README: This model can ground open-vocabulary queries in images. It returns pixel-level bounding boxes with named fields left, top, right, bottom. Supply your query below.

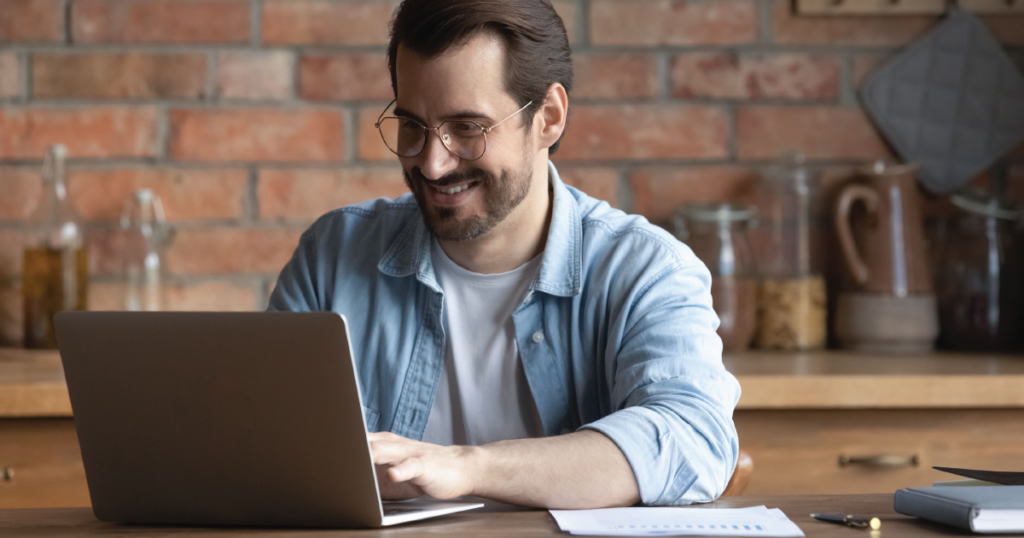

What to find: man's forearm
left=466, top=429, right=641, bottom=509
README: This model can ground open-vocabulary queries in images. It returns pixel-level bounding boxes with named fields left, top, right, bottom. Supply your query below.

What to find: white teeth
left=437, top=182, right=473, bottom=195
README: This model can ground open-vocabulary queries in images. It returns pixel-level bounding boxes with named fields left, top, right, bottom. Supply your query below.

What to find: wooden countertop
left=4, top=348, right=1024, bottom=417
left=0, top=349, right=70, bottom=417
left=724, top=350, right=1024, bottom=410
left=0, top=494, right=968, bottom=537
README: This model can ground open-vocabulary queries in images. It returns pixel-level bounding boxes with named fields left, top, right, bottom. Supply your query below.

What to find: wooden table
left=0, top=493, right=997, bottom=537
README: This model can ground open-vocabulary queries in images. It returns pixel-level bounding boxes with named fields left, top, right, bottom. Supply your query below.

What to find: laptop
left=54, top=311, right=483, bottom=528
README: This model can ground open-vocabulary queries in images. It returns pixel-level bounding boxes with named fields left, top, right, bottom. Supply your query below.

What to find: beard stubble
left=403, top=154, right=534, bottom=243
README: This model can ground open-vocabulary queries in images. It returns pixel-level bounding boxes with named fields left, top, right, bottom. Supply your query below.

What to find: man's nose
left=417, top=129, right=460, bottom=181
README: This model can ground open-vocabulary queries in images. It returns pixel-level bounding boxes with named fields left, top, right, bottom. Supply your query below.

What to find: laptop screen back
left=55, top=311, right=383, bottom=527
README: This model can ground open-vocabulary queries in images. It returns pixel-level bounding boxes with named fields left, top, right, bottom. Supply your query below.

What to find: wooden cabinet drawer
left=0, top=418, right=90, bottom=508
left=736, top=409, right=1024, bottom=495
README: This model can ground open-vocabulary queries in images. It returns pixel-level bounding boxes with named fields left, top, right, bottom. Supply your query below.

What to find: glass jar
left=120, top=189, right=175, bottom=312
left=673, top=202, right=758, bottom=351
left=934, top=190, right=1022, bottom=351
left=750, top=153, right=827, bottom=351
left=22, top=145, right=88, bottom=349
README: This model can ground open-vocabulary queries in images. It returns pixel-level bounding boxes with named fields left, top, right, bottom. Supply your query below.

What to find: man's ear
left=535, top=83, right=568, bottom=152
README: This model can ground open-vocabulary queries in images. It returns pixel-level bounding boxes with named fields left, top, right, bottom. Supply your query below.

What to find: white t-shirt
left=421, top=239, right=545, bottom=446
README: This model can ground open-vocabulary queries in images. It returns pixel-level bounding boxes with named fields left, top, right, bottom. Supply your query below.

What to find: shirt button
left=532, top=331, right=544, bottom=343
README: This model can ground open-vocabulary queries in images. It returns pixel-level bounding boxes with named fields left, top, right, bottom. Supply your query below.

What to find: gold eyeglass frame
left=374, top=99, right=533, bottom=161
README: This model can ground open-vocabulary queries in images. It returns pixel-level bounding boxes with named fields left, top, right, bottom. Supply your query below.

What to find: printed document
left=550, top=505, right=805, bottom=537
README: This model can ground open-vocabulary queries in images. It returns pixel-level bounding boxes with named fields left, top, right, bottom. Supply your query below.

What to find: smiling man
left=268, top=0, right=740, bottom=508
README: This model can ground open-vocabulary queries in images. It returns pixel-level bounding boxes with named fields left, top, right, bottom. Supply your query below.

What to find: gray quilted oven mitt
left=860, top=6, right=1024, bottom=194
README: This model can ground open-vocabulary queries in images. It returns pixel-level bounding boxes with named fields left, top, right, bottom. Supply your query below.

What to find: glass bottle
left=673, top=202, right=759, bottom=351
left=120, top=189, right=174, bottom=312
left=22, top=145, right=88, bottom=349
left=934, top=190, right=1022, bottom=351
left=750, top=153, right=827, bottom=351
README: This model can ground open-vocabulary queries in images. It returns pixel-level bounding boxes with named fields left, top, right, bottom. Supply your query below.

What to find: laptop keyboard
left=383, top=507, right=426, bottom=516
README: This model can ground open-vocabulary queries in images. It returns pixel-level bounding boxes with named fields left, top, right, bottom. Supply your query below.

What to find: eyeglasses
left=374, top=99, right=533, bottom=161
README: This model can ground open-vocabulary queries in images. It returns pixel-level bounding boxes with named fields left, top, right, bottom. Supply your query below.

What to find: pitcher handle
left=835, top=184, right=879, bottom=285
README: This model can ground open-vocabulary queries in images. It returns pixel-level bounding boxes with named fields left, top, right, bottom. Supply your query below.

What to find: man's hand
left=373, top=463, right=423, bottom=501
left=368, top=429, right=640, bottom=508
left=368, top=432, right=478, bottom=500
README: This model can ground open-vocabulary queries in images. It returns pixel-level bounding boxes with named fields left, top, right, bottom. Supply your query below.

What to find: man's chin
left=424, top=209, right=491, bottom=243
left=404, top=164, right=526, bottom=243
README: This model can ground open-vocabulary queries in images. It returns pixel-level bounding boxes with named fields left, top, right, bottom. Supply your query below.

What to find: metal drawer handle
left=838, top=454, right=919, bottom=468
left=2, top=467, right=12, bottom=481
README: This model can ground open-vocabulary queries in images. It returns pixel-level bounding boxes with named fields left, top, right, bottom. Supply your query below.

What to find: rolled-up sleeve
left=582, top=259, right=741, bottom=505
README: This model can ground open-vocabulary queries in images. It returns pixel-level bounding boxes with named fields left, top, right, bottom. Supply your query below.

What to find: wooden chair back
left=721, top=449, right=753, bottom=497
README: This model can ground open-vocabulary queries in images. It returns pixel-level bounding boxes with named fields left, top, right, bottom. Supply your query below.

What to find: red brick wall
left=1, top=0, right=1022, bottom=345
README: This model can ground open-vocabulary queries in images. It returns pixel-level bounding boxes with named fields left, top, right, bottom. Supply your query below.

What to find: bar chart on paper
left=549, top=505, right=805, bottom=536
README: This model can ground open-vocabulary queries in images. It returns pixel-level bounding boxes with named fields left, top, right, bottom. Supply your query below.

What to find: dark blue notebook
left=895, top=486, right=1024, bottom=533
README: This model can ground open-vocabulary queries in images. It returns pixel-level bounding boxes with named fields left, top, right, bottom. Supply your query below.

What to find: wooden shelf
left=0, top=349, right=69, bottom=417
left=724, top=349, right=1024, bottom=375
left=726, top=350, right=1024, bottom=410
left=958, top=0, right=1024, bottom=13
left=796, top=0, right=947, bottom=15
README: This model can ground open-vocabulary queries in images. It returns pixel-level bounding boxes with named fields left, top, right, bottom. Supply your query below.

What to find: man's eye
left=451, top=122, right=478, bottom=133
left=398, top=119, right=420, bottom=130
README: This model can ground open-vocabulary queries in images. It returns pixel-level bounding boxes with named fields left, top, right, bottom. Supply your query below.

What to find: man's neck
left=436, top=161, right=553, bottom=275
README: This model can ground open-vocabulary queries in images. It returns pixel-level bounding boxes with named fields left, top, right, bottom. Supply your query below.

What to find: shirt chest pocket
left=361, top=406, right=380, bottom=432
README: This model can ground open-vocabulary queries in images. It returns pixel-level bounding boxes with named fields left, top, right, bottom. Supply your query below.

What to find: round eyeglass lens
left=377, top=117, right=426, bottom=158
left=397, top=118, right=426, bottom=158
left=439, top=121, right=486, bottom=160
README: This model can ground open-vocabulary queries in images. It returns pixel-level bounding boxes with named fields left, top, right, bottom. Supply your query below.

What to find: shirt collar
left=378, top=160, right=582, bottom=298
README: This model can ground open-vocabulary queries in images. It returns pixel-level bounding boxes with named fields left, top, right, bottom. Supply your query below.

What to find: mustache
left=407, top=167, right=491, bottom=188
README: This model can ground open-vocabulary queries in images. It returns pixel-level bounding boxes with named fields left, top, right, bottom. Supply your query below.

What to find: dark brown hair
left=387, top=0, right=573, bottom=154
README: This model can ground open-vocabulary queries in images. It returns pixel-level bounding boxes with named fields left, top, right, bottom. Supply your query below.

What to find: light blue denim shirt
left=268, top=161, right=741, bottom=505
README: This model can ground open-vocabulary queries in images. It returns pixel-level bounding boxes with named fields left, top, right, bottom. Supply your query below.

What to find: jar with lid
left=22, top=145, right=88, bottom=349
left=750, top=153, right=827, bottom=350
left=673, top=202, right=758, bottom=351
left=934, top=190, right=1022, bottom=351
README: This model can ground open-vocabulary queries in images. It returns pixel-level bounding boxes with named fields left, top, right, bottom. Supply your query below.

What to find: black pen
left=811, top=513, right=881, bottom=530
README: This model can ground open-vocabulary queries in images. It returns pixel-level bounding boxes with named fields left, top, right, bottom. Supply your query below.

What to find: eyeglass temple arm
left=482, top=101, right=533, bottom=133
left=375, top=99, right=397, bottom=128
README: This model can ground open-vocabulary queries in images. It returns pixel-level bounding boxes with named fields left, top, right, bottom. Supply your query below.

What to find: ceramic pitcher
left=835, top=161, right=932, bottom=297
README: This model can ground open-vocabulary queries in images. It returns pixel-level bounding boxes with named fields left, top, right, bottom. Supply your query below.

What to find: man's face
left=395, top=33, right=535, bottom=243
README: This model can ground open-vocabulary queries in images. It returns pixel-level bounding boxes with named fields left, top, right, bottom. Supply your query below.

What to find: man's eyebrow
left=392, top=107, right=424, bottom=123
left=393, top=107, right=494, bottom=124
left=443, top=109, right=495, bottom=122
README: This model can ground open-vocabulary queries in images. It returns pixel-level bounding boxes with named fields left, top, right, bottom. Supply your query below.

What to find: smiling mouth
left=432, top=181, right=479, bottom=195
